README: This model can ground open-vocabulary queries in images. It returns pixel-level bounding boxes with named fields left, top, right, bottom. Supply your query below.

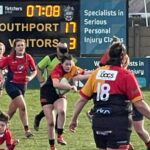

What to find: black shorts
left=5, top=81, right=26, bottom=99
left=92, top=115, right=132, bottom=149
left=132, top=106, right=143, bottom=121
left=93, top=129, right=131, bottom=149
left=40, top=84, right=60, bottom=106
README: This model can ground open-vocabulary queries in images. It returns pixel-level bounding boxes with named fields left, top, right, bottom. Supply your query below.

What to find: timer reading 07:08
left=26, top=5, right=61, bottom=17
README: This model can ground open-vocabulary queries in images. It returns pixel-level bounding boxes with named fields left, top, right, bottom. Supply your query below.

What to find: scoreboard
left=0, top=0, right=127, bottom=56
left=0, top=0, right=79, bottom=56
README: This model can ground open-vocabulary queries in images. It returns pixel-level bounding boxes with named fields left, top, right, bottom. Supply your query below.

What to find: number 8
left=96, top=83, right=110, bottom=101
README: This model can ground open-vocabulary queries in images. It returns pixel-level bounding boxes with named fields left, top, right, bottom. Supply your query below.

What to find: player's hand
left=14, top=139, right=19, bottom=145
left=69, top=120, right=77, bottom=132
left=73, top=75, right=81, bottom=81
left=71, top=85, right=77, bottom=92
left=26, top=76, right=32, bottom=82
left=40, top=81, right=46, bottom=87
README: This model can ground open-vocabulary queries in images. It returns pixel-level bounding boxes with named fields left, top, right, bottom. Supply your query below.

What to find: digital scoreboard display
left=0, top=0, right=127, bottom=56
left=0, top=0, right=80, bottom=56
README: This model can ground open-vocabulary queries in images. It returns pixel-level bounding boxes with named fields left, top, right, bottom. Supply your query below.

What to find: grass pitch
left=1, top=89, right=150, bottom=150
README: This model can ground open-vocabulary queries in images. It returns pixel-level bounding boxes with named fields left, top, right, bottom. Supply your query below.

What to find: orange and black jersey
left=45, top=63, right=84, bottom=85
left=80, top=65, right=143, bottom=116
left=50, top=63, right=84, bottom=80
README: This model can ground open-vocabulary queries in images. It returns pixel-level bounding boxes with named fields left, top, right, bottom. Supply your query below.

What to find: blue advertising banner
left=76, top=57, right=150, bottom=88
left=80, top=0, right=127, bottom=55
left=128, top=58, right=150, bottom=88
left=29, top=57, right=150, bottom=89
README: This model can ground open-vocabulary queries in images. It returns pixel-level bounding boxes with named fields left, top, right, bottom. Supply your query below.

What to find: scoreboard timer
left=0, top=0, right=79, bottom=56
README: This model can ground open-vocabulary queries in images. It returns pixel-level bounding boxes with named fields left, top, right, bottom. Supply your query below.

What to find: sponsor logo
left=96, top=130, right=112, bottom=135
left=96, top=70, right=118, bottom=81
left=0, top=5, right=3, bottom=15
left=3, top=6, right=23, bottom=14
left=17, top=65, right=24, bottom=71
left=96, top=107, right=111, bottom=115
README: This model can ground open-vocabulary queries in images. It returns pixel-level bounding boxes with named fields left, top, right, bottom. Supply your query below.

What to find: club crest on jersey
left=17, top=65, right=24, bottom=71
left=96, top=70, right=118, bottom=81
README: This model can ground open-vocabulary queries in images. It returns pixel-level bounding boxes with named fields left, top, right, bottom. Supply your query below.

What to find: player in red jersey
left=40, top=54, right=91, bottom=150
left=0, top=111, right=19, bottom=150
left=0, top=39, right=37, bottom=138
left=88, top=37, right=150, bottom=150
left=0, top=42, right=6, bottom=96
left=69, top=42, right=150, bottom=150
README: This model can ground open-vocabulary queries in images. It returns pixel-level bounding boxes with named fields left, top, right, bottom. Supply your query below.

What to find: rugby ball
left=56, top=77, right=70, bottom=95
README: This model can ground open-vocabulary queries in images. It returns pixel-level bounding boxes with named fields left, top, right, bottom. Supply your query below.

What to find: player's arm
left=73, top=74, right=90, bottom=81
left=134, top=100, right=150, bottom=120
left=0, top=56, right=8, bottom=69
left=69, top=96, right=88, bottom=132
left=5, top=129, right=19, bottom=150
left=52, top=78, right=76, bottom=91
left=126, top=71, right=150, bottom=120
left=69, top=72, right=93, bottom=132
left=26, top=55, right=37, bottom=82
left=26, top=70, right=37, bottom=82
left=36, top=66, right=45, bottom=84
left=72, top=66, right=93, bottom=81
left=36, top=56, right=50, bottom=83
left=73, top=69, right=93, bottom=81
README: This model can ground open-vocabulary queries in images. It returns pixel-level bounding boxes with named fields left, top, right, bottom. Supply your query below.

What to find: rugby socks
left=57, top=128, right=63, bottom=135
left=36, top=110, right=45, bottom=120
left=24, top=125, right=29, bottom=131
left=49, top=139, right=55, bottom=147
left=146, top=140, right=150, bottom=149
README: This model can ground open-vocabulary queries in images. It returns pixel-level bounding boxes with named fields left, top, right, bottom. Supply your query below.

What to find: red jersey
left=0, top=54, right=36, bottom=84
left=0, top=128, right=15, bottom=150
left=80, top=65, right=143, bottom=117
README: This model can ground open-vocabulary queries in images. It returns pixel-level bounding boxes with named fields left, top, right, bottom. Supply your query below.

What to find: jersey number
left=96, top=83, right=110, bottom=101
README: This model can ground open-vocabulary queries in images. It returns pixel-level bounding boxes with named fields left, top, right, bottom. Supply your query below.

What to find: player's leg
left=7, top=101, right=17, bottom=119
left=54, top=98, right=67, bottom=145
left=43, top=104, right=56, bottom=150
left=93, top=129, right=107, bottom=150
left=53, top=111, right=58, bottom=133
left=93, top=129, right=130, bottom=150
left=40, top=83, right=59, bottom=150
left=0, top=82, right=4, bottom=96
left=5, top=83, right=17, bottom=119
left=132, top=106, right=150, bottom=150
left=34, top=109, right=45, bottom=131
left=5, top=82, right=33, bottom=138
left=107, top=148, right=128, bottom=150
left=34, top=109, right=58, bottom=132
left=17, top=95, right=33, bottom=138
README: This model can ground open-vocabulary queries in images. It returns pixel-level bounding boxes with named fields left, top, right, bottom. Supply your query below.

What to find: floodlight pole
left=144, top=0, right=148, bottom=27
